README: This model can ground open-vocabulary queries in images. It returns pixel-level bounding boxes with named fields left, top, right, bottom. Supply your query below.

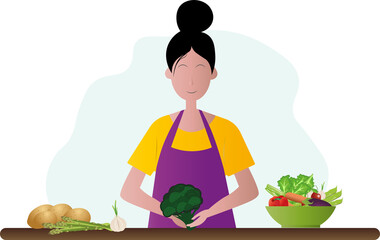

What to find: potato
left=32, top=210, right=57, bottom=229
left=51, top=203, right=72, bottom=222
left=64, top=208, right=91, bottom=222
left=27, top=204, right=53, bottom=229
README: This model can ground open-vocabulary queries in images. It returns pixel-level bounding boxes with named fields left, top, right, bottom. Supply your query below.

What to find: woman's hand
left=170, top=216, right=187, bottom=228
left=187, top=209, right=211, bottom=228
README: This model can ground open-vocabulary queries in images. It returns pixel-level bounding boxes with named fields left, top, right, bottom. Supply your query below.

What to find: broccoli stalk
left=173, top=208, right=199, bottom=230
left=160, top=184, right=203, bottom=230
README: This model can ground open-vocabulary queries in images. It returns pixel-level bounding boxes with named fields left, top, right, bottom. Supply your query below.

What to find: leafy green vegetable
left=277, top=175, right=292, bottom=193
left=293, top=183, right=311, bottom=196
left=277, top=173, right=315, bottom=197
left=296, top=174, right=314, bottom=189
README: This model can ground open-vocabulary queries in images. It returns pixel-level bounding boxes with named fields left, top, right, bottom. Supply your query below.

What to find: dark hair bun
left=176, top=0, right=213, bottom=33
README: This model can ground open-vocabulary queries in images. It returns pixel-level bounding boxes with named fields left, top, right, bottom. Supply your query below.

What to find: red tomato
left=311, top=192, right=321, bottom=200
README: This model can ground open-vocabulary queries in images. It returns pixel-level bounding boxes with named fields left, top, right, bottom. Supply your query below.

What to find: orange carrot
left=285, top=192, right=307, bottom=204
left=288, top=201, right=294, bottom=206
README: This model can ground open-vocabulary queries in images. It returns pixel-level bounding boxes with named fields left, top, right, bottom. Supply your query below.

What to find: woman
left=120, top=0, right=258, bottom=228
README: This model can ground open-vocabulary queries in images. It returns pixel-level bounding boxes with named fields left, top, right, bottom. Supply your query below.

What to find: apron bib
left=148, top=110, right=236, bottom=228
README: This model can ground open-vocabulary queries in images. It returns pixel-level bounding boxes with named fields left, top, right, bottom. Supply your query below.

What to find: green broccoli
left=160, top=183, right=203, bottom=230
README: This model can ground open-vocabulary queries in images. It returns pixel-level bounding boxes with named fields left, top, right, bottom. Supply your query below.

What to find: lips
left=186, top=91, right=197, bottom=94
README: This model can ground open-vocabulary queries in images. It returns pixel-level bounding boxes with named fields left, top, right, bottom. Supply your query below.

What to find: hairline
left=172, top=52, right=214, bottom=75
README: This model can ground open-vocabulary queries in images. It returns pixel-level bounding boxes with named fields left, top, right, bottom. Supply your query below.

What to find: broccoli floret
left=160, top=183, right=203, bottom=230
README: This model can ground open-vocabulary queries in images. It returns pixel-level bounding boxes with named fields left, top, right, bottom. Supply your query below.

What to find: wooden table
left=1, top=228, right=379, bottom=240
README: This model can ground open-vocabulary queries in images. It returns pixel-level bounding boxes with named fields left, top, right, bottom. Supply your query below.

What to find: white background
left=0, top=0, right=379, bottom=231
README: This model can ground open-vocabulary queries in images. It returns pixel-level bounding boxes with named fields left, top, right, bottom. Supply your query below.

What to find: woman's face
left=165, top=47, right=217, bottom=101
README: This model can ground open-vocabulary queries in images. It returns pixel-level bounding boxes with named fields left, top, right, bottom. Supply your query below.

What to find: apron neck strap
left=164, top=110, right=184, bottom=148
left=199, top=110, right=217, bottom=148
left=172, top=109, right=184, bottom=130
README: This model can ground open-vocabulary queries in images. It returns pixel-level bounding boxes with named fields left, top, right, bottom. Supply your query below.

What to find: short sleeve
left=127, top=121, right=158, bottom=176
left=222, top=121, right=255, bottom=176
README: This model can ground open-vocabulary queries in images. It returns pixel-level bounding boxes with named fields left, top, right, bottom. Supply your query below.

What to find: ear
left=165, top=68, right=173, bottom=79
left=211, top=68, right=218, bottom=80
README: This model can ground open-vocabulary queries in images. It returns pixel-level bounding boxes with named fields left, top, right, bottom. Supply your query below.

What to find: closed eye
left=178, top=64, right=188, bottom=68
left=196, top=64, right=205, bottom=67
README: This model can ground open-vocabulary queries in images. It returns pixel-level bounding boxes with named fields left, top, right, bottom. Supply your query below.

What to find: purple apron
left=148, top=109, right=236, bottom=228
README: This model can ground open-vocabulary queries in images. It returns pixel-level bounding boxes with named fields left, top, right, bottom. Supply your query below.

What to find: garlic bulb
left=110, top=215, right=127, bottom=232
left=306, top=191, right=313, bottom=198
left=319, top=190, right=326, bottom=200
left=110, top=200, right=126, bottom=232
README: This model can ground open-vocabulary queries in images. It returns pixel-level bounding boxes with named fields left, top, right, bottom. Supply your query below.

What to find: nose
left=189, top=76, right=194, bottom=86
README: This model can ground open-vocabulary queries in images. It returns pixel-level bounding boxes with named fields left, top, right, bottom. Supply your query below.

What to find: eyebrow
left=177, top=63, right=205, bottom=68
left=177, top=63, right=206, bottom=68
left=173, top=54, right=187, bottom=75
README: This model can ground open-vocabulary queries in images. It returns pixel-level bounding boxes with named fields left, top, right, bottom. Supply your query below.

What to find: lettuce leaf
left=293, top=183, right=311, bottom=196
left=277, top=173, right=315, bottom=197
left=278, top=175, right=292, bottom=193
left=296, top=174, right=314, bottom=188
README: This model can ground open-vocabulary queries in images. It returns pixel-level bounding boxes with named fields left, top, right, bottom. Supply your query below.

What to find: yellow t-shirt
left=127, top=115, right=255, bottom=176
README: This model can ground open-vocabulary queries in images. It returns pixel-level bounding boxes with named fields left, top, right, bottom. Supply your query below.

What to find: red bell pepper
left=269, top=195, right=289, bottom=206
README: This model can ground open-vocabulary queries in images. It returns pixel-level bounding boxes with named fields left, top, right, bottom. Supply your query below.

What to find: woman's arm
left=120, top=167, right=186, bottom=227
left=120, top=167, right=163, bottom=216
left=208, top=168, right=259, bottom=216
left=187, top=168, right=258, bottom=227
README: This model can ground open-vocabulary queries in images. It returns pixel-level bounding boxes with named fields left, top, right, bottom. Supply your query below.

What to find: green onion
left=112, top=200, right=118, bottom=216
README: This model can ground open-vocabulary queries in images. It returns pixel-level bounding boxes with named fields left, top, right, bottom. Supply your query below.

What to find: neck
left=185, top=100, right=197, bottom=113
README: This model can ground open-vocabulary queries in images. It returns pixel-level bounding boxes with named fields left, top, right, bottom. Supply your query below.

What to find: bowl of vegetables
left=265, top=174, right=343, bottom=228
left=266, top=205, right=336, bottom=228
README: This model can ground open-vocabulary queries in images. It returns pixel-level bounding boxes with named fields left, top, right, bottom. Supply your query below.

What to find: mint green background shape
left=46, top=30, right=328, bottom=227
